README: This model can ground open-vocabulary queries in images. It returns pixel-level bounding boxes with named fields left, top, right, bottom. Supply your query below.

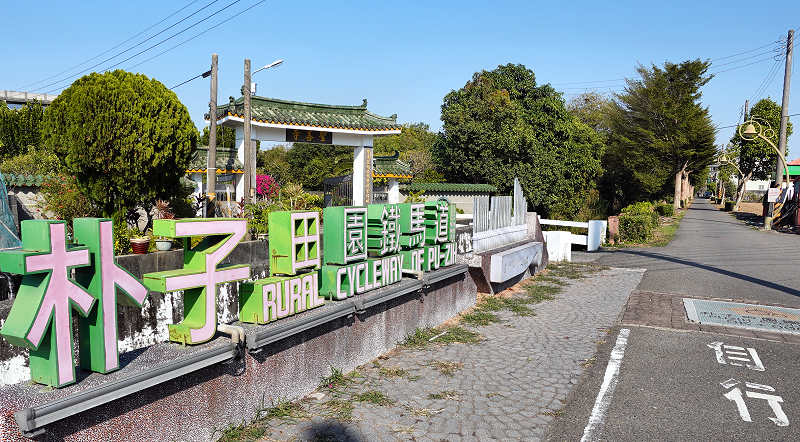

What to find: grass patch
left=379, top=366, right=409, bottom=378
left=323, top=399, right=354, bottom=422
left=319, top=366, right=360, bottom=391
left=460, top=310, right=501, bottom=326
left=259, top=398, right=306, bottom=421
left=216, top=423, right=266, bottom=442
left=428, top=390, right=460, bottom=400
left=542, top=408, right=564, bottom=417
left=532, top=274, right=567, bottom=286
left=428, top=360, right=463, bottom=377
left=580, top=356, right=597, bottom=369
left=404, top=404, right=444, bottom=417
left=399, top=326, right=481, bottom=348
left=525, top=284, right=561, bottom=301
left=354, top=390, right=395, bottom=406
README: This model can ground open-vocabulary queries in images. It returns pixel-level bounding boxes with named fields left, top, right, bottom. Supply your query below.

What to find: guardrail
left=538, top=217, right=607, bottom=252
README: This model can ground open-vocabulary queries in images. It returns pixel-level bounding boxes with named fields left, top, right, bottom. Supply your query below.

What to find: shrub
left=620, top=201, right=658, bottom=227
left=38, top=175, right=99, bottom=229
left=618, top=214, right=654, bottom=243
left=1, top=145, right=62, bottom=176
left=656, top=203, right=674, bottom=217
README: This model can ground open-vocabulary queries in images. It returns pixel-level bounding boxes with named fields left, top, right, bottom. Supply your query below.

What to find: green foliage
left=605, top=59, right=716, bottom=206
left=38, top=175, right=99, bottom=229
left=567, top=92, right=612, bottom=139
left=620, top=201, right=658, bottom=227
left=256, top=145, right=291, bottom=185
left=374, top=123, right=445, bottom=182
left=656, top=203, right=675, bottom=217
left=405, top=190, right=426, bottom=203
left=0, top=144, right=62, bottom=176
left=243, top=183, right=323, bottom=235
left=618, top=214, right=654, bottom=243
left=286, top=143, right=352, bottom=190
left=730, top=98, right=792, bottom=181
left=0, top=100, right=44, bottom=159
left=41, top=70, right=197, bottom=216
left=199, top=125, right=236, bottom=149
left=433, top=64, right=604, bottom=218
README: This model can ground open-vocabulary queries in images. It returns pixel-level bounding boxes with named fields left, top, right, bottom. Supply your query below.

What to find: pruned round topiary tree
left=42, top=70, right=197, bottom=219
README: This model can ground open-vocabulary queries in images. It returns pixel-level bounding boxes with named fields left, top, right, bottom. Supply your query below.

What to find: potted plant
left=153, top=199, right=175, bottom=251
left=130, top=236, right=150, bottom=254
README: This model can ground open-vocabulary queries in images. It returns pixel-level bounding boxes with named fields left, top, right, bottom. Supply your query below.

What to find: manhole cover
left=683, top=298, right=800, bottom=334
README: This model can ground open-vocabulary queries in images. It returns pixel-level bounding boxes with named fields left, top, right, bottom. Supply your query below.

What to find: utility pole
left=206, top=53, right=218, bottom=217
left=243, top=58, right=252, bottom=203
left=776, top=29, right=793, bottom=186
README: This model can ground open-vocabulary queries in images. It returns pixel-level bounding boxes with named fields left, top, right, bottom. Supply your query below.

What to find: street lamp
left=716, top=152, right=745, bottom=211
left=738, top=117, right=789, bottom=230
left=243, top=58, right=283, bottom=202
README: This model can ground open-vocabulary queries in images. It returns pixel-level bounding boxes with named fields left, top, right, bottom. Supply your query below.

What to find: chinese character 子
left=143, top=219, right=250, bottom=345
left=73, top=218, right=148, bottom=374
left=707, top=342, right=765, bottom=371
left=0, top=221, right=95, bottom=387
left=720, top=378, right=788, bottom=427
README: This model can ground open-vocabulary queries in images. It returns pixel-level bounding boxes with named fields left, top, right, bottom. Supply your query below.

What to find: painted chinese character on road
left=707, top=341, right=765, bottom=371
left=720, top=378, right=788, bottom=427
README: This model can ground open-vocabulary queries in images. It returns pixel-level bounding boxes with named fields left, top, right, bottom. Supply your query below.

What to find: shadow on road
left=613, top=248, right=800, bottom=298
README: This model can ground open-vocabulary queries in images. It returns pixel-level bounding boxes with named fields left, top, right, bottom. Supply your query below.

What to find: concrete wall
left=0, top=270, right=475, bottom=441
left=0, top=240, right=269, bottom=387
left=399, top=191, right=490, bottom=214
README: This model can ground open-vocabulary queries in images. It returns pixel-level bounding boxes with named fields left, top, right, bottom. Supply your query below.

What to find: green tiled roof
left=402, top=182, right=497, bottom=193
left=215, top=96, right=401, bottom=132
left=373, top=152, right=412, bottom=178
left=2, top=173, right=46, bottom=187
left=187, top=146, right=244, bottom=173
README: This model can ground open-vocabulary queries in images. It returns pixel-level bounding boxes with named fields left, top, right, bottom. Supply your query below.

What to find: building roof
left=373, top=151, right=412, bottom=179
left=402, top=182, right=497, bottom=193
left=186, top=146, right=244, bottom=174
left=788, top=158, right=800, bottom=166
left=2, top=173, right=45, bottom=187
left=215, top=96, right=402, bottom=132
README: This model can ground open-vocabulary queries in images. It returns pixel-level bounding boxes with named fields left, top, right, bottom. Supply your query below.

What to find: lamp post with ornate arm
left=738, top=118, right=789, bottom=230
left=717, top=152, right=745, bottom=211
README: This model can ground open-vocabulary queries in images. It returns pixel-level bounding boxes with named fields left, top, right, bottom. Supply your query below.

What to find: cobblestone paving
left=229, top=265, right=644, bottom=442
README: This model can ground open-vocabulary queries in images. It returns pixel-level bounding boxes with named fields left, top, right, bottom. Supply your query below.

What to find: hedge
left=656, top=203, right=675, bottom=217
left=619, top=214, right=654, bottom=243
left=621, top=201, right=658, bottom=227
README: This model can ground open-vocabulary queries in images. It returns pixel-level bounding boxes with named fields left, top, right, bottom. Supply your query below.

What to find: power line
left=129, top=0, right=268, bottom=71
left=33, top=0, right=221, bottom=93
left=749, top=59, right=782, bottom=104
left=710, top=39, right=781, bottom=62
left=18, top=0, right=203, bottom=90
left=711, top=55, right=778, bottom=75
left=711, top=47, right=781, bottom=69
left=171, top=69, right=212, bottom=89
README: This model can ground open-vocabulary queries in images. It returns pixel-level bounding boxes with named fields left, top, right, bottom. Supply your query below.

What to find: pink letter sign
left=0, top=221, right=95, bottom=387
left=142, top=219, right=250, bottom=345
left=73, top=218, right=148, bottom=373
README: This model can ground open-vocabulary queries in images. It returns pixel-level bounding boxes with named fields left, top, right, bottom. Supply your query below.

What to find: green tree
left=433, top=63, right=604, bottom=218
left=286, top=143, right=353, bottom=190
left=728, top=98, right=792, bottom=207
left=374, top=123, right=444, bottom=182
left=1, top=144, right=63, bottom=176
left=257, top=144, right=291, bottom=184
left=607, top=59, right=717, bottom=210
left=42, top=70, right=197, bottom=221
left=0, top=100, right=44, bottom=159
left=199, top=125, right=236, bottom=149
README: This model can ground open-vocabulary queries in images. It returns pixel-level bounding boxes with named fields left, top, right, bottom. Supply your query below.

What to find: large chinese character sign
left=143, top=219, right=250, bottom=345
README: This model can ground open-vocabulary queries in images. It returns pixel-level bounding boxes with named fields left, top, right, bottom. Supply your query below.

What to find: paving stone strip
left=217, top=264, right=644, bottom=442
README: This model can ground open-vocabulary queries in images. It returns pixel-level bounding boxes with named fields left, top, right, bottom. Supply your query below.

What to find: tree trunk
left=673, top=165, right=685, bottom=210
left=734, top=172, right=753, bottom=212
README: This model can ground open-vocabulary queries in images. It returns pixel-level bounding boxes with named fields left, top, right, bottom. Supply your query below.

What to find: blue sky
left=2, top=1, right=798, bottom=155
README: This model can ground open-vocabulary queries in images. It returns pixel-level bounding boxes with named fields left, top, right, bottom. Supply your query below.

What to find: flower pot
left=130, top=238, right=150, bottom=254
left=155, top=239, right=172, bottom=251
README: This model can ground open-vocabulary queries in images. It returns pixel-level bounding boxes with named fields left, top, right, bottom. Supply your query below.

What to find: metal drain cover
left=683, top=298, right=800, bottom=334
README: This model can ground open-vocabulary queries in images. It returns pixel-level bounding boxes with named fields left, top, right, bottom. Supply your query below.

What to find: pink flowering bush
left=256, top=174, right=278, bottom=199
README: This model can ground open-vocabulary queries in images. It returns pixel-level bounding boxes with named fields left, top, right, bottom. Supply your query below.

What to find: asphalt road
left=545, top=199, right=800, bottom=441
left=597, top=199, right=800, bottom=307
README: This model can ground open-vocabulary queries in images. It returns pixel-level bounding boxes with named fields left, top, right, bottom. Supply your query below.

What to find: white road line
left=581, top=328, right=631, bottom=442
